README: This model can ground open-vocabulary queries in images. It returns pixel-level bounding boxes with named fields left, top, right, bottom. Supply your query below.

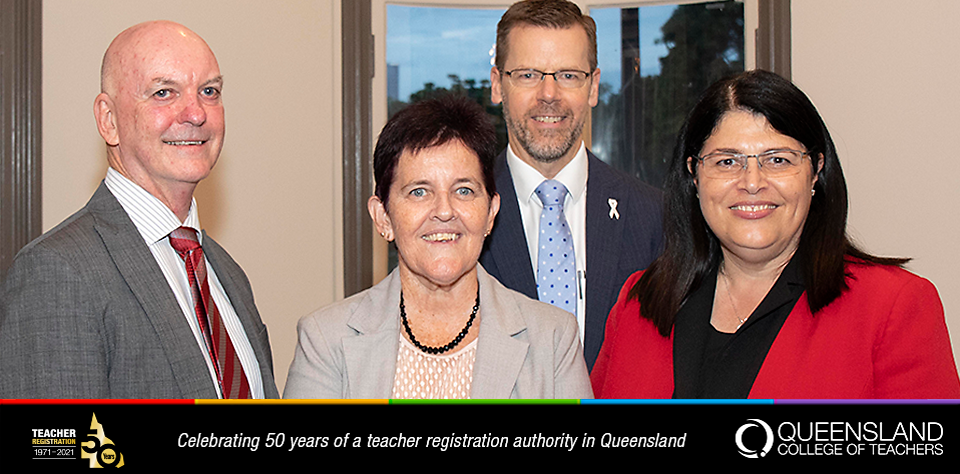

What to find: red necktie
left=169, top=227, right=250, bottom=399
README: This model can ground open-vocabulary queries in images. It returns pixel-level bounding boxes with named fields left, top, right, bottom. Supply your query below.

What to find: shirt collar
left=505, top=141, right=588, bottom=206
left=104, top=167, right=202, bottom=245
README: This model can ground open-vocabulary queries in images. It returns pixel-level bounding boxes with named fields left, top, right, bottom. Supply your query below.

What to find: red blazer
left=591, top=262, right=960, bottom=399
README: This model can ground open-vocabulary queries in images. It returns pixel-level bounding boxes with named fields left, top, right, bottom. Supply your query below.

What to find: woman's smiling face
left=692, top=110, right=821, bottom=264
left=371, top=140, right=499, bottom=290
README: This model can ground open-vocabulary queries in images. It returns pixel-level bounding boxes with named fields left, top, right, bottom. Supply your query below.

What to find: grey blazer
left=0, top=183, right=279, bottom=399
left=283, top=265, right=593, bottom=399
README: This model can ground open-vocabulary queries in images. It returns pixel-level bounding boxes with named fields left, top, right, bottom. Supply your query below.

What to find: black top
left=672, top=258, right=805, bottom=398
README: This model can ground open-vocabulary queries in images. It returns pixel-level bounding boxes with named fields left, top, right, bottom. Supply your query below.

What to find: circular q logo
left=736, top=419, right=773, bottom=458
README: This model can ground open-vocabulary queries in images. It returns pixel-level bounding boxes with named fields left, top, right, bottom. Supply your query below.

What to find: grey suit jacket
left=0, top=183, right=279, bottom=399
left=480, top=150, right=662, bottom=370
left=283, top=265, right=592, bottom=399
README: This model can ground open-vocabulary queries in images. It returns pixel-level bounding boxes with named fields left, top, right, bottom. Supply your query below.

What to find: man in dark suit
left=481, top=0, right=662, bottom=370
left=0, top=21, right=278, bottom=398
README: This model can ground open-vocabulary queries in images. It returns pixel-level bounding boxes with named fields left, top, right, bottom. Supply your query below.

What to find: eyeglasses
left=694, top=149, right=813, bottom=179
left=501, top=68, right=593, bottom=89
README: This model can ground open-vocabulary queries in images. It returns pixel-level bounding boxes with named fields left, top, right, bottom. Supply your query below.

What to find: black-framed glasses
left=695, top=149, right=813, bottom=178
left=501, top=68, right=593, bottom=89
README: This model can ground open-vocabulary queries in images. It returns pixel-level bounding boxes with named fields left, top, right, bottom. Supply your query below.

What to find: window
left=591, top=1, right=748, bottom=186
left=386, top=4, right=508, bottom=152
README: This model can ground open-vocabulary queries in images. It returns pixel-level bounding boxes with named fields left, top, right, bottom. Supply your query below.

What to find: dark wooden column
left=757, top=0, right=791, bottom=79
left=0, top=0, right=42, bottom=281
left=341, top=0, right=374, bottom=296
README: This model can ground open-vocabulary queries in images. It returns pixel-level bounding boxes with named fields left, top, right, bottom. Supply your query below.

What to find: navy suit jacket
left=480, top=150, right=662, bottom=370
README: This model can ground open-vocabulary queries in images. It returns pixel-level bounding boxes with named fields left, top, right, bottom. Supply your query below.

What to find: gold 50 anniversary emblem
left=80, top=413, right=124, bottom=468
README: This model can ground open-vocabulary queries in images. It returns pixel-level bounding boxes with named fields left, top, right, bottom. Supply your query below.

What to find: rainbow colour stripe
left=3, top=398, right=957, bottom=405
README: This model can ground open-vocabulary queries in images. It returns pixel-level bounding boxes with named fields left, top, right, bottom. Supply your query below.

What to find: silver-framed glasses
left=695, top=149, right=812, bottom=178
left=501, top=68, right=593, bottom=89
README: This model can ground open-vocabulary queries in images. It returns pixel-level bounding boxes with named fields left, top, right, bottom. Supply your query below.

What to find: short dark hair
left=631, top=69, right=907, bottom=337
left=495, top=0, right=597, bottom=72
left=373, top=94, right=497, bottom=207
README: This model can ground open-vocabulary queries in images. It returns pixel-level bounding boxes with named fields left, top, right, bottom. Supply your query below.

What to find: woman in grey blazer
left=284, top=95, right=592, bottom=399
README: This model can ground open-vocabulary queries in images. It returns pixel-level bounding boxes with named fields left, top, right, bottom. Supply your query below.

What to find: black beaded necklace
left=399, top=289, right=479, bottom=355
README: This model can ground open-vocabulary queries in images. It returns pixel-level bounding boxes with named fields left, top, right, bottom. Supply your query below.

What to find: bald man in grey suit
left=0, top=21, right=278, bottom=399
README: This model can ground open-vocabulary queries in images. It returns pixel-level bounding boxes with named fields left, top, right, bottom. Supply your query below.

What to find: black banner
left=2, top=400, right=957, bottom=468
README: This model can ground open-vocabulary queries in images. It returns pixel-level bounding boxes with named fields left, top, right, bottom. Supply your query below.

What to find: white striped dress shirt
left=104, top=168, right=265, bottom=398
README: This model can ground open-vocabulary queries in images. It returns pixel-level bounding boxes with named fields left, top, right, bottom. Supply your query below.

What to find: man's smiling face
left=491, top=24, right=599, bottom=171
left=100, top=22, right=224, bottom=201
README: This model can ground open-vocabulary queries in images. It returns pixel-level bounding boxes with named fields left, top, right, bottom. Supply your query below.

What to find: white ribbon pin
left=608, top=198, right=620, bottom=220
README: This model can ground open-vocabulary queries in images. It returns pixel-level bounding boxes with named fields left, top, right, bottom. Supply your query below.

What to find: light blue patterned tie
left=535, top=179, right=576, bottom=315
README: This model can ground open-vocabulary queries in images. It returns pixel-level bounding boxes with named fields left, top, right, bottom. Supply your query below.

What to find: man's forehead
left=503, top=24, right=590, bottom=67
left=509, top=23, right=588, bottom=42
left=117, top=64, right=220, bottom=95
left=105, top=22, right=219, bottom=90
left=117, top=45, right=219, bottom=87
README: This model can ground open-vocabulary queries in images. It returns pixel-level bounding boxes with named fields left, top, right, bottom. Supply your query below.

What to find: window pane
left=387, top=5, right=507, bottom=145
left=592, top=1, right=744, bottom=187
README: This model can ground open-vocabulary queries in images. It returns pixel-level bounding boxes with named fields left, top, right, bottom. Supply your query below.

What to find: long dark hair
left=630, top=70, right=907, bottom=337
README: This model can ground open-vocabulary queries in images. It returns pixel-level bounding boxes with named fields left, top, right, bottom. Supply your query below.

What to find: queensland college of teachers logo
left=736, top=419, right=774, bottom=458
left=80, top=413, right=125, bottom=468
left=733, top=418, right=945, bottom=457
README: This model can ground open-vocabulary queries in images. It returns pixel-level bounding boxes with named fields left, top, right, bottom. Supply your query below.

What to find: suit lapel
left=482, top=152, right=538, bottom=299
left=202, top=234, right=280, bottom=398
left=342, top=270, right=402, bottom=398
left=88, top=184, right=217, bottom=399
left=583, top=154, right=626, bottom=361
left=471, top=266, right=529, bottom=399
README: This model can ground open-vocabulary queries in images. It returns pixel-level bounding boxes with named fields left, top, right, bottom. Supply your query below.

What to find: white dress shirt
left=506, top=143, right=588, bottom=342
left=104, top=167, right=265, bottom=398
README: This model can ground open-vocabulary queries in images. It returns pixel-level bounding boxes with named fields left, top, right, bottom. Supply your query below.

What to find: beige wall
left=793, top=0, right=960, bottom=365
left=42, top=0, right=343, bottom=393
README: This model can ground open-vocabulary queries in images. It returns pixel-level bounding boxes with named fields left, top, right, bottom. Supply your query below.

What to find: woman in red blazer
left=591, top=71, right=959, bottom=399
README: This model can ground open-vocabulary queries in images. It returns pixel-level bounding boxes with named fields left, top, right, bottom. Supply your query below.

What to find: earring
left=811, top=189, right=816, bottom=197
